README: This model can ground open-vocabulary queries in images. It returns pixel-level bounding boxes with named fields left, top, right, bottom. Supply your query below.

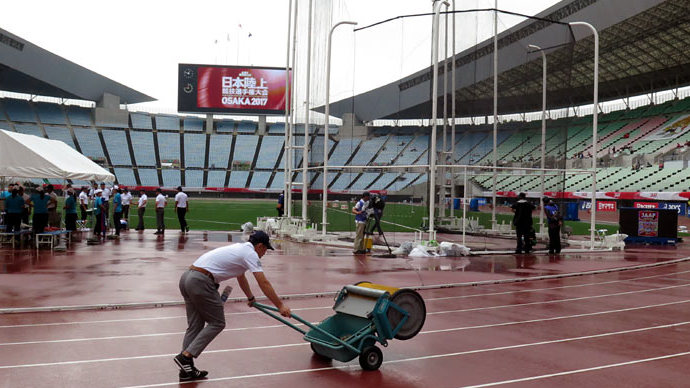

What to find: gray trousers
left=179, top=270, right=226, bottom=357
left=155, top=208, right=165, bottom=231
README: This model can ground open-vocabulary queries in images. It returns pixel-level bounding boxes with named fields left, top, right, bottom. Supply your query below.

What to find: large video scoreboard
left=178, top=64, right=290, bottom=115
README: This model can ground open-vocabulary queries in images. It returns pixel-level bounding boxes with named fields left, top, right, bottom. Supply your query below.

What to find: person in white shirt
left=175, top=186, right=189, bottom=233
left=136, top=189, right=148, bottom=231
left=100, top=183, right=111, bottom=220
left=174, top=231, right=290, bottom=381
left=78, top=186, right=89, bottom=222
left=121, top=188, right=133, bottom=222
left=154, top=188, right=166, bottom=234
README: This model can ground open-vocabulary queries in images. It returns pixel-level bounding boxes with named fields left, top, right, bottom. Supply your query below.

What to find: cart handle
left=253, top=302, right=361, bottom=354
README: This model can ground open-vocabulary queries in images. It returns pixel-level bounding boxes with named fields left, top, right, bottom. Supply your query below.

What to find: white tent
left=0, top=129, right=115, bottom=182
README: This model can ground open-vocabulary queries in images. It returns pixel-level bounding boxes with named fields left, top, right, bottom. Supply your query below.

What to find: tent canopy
left=0, top=129, right=115, bottom=182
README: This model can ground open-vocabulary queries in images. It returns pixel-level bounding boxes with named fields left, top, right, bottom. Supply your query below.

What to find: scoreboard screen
left=178, top=64, right=290, bottom=115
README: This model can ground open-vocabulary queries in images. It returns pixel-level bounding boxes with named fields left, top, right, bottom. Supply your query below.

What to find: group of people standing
left=1, top=183, right=191, bottom=238
left=511, top=192, right=562, bottom=254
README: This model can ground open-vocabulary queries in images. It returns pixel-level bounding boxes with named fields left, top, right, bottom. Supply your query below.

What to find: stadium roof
left=322, top=0, right=690, bottom=121
left=0, top=27, right=154, bottom=104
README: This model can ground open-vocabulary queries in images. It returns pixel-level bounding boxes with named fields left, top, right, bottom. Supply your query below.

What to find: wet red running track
left=1, top=230, right=690, bottom=387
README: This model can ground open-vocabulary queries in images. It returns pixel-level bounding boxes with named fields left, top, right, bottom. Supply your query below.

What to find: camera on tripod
left=364, top=193, right=385, bottom=218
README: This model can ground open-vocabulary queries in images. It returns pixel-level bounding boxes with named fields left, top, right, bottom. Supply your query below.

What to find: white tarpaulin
left=0, top=129, right=115, bottom=182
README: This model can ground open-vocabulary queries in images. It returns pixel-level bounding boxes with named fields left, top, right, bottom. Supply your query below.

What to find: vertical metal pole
left=491, top=0, right=498, bottom=230
left=429, top=0, right=449, bottom=234
left=287, top=0, right=299, bottom=218
left=283, top=0, right=293, bottom=218
left=450, top=0, right=456, bottom=219
left=323, top=21, right=357, bottom=235
left=440, top=2, right=449, bottom=219
left=528, top=44, right=547, bottom=235
left=570, top=21, right=599, bottom=249
left=462, top=166, right=467, bottom=246
left=302, top=0, right=313, bottom=221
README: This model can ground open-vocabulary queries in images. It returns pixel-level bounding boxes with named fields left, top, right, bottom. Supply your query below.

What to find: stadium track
left=2, top=232, right=690, bottom=387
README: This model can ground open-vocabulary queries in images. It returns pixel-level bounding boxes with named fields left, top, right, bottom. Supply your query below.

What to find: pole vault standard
left=570, top=21, right=599, bottom=250
left=322, top=21, right=357, bottom=235
left=429, top=0, right=449, bottom=234
left=527, top=44, right=547, bottom=235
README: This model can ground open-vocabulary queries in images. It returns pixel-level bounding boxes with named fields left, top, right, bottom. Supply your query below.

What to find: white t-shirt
left=193, top=242, right=263, bottom=282
left=121, top=192, right=133, bottom=205
left=138, top=194, right=148, bottom=208
left=78, top=191, right=89, bottom=206
left=155, top=193, right=166, bottom=208
left=101, top=187, right=111, bottom=201
left=175, top=192, right=188, bottom=208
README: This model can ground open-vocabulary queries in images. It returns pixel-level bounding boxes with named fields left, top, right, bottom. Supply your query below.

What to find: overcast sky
left=0, top=0, right=559, bottom=115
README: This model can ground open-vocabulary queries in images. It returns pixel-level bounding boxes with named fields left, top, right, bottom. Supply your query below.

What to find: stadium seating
left=73, top=127, right=105, bottom=159
left=3, top=96, right=690, bottom=193
left=184, top=133, right=206, bottom=168
left=101, top=129, right=132, bottom=165
left=44, top=126, right=76, bottom=149
left=129, top=131, right=157, bottom=166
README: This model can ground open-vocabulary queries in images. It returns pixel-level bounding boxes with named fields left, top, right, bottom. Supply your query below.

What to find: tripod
left=365, top=211, right=395, bottom=257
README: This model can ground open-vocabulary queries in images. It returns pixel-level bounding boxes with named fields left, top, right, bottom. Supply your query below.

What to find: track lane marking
left=117, top=321, right=690, bottom=388
left=3, top=267, right=690, bottom=329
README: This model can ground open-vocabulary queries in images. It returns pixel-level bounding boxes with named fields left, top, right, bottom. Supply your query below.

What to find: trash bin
left=565, top=202, right=580, bottom=221
left=470, top=198, right=479, bottom=212
left=453, top=198, right=460, bottom=210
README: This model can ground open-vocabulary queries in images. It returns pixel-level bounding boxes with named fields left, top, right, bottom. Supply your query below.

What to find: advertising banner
left=634, top=202, right=659, bottom=209
left=659, top=202, right=687, bottom=215
left=638, top=210, right=659, bottom=237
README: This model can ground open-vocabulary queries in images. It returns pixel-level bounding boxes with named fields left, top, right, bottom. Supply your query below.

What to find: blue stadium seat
left=14, top=124, right=43, bottom=137
left=232, top=135, right=259, bottom=167
left=206, top=170, right=227, bottom=187
left=114, top=168, right=137, bottom=186
left=130, top=113, right=153, bottom=129
left=249, top=171, right=272, bottom=189
left=184, top=133, right=206, bottom=168
left=44, top=126, right=76, bottom=149
left=35, top=102, right=66, bottom=125
left=2, top=99, right=36, bottom=122
left=228, top=171, right=249, bottom=188
left=216, top=120, right=236, bottom=133
left=255, top=136, right=284, bottom=169
left=101, top=129, right=132, bottom=165
left=155, top=115, right=180, bottom=130
left=185, top=170, right=204, bottom=187
left=158, top=132, right=180, bottom=162
left=138, top=168, right=159, bottom=186
left=208, top=134, right=232, bottom=169
left=129, top=131, right=157, bottom=166
left=66, top=106, right=92, bottom=126
left=162, top=169, right=181, bottom=187
left=183, top=117, right=204, bottom=132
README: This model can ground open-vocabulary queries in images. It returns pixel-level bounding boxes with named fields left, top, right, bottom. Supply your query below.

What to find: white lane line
left=458, top=351, right=690, bottom=388
left=118, top=321, right=690, bottom=388
left=4, top=257, right=689, bottom=315
left=2, top=297, right=689, bottom=347
left=4, top=268, right=689, bottom=329
left=428, top=282, right=690, bottom=315
left=428, top=269, right=690, bottom=301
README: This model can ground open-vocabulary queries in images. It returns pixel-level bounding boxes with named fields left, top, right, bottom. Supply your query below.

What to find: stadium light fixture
left=323, top=20, right=357, bottom=235
left=570, top=21, right=599, bottom=250
left=527, top=44, right=547, bottom=235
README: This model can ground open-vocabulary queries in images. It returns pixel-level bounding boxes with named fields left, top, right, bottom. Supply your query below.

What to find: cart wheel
left=310, top=343, right=331, bottom=360
left=358, top=346, right=383, bottom=371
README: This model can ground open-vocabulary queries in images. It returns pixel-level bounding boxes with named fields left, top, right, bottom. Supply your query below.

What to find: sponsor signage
left=634, top=202, right=659, bottom=209
left=579, top=200, right=616, bottom=212
left=659, top=202, right=687, bottom=216
left=638, top=210, right=659, bottom=237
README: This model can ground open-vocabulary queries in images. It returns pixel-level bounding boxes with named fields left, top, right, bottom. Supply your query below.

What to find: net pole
left=491, top=0, right=498, bottom=231
left=323, top=21, right=357, bottom=235
left=283, top=0, right=293, bottom=218
left=287, top=0, right=299, bottom=218
left=440, top=2, right=449, bottom=219
left=450, top=0, right=456, bottom=219
left=570, top=21, right=599, bottom=250
left=429, top=0, right=448, bottom=234
left=302, top=0, right=313, bottom=222
left=462, top=165, right=467, bottom=246
left=528, top=44, right=547, bottom=235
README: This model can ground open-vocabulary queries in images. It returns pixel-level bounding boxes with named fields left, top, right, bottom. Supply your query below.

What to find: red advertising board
left=634, top=202, right=659, bottom=209
left=597, top=200, right=617, bottom=212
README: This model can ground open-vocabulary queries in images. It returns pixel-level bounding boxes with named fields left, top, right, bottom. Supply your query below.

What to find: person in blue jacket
left=113, top=188, right=123, bottom=237
left=30, top=186, right=50, bottom=234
